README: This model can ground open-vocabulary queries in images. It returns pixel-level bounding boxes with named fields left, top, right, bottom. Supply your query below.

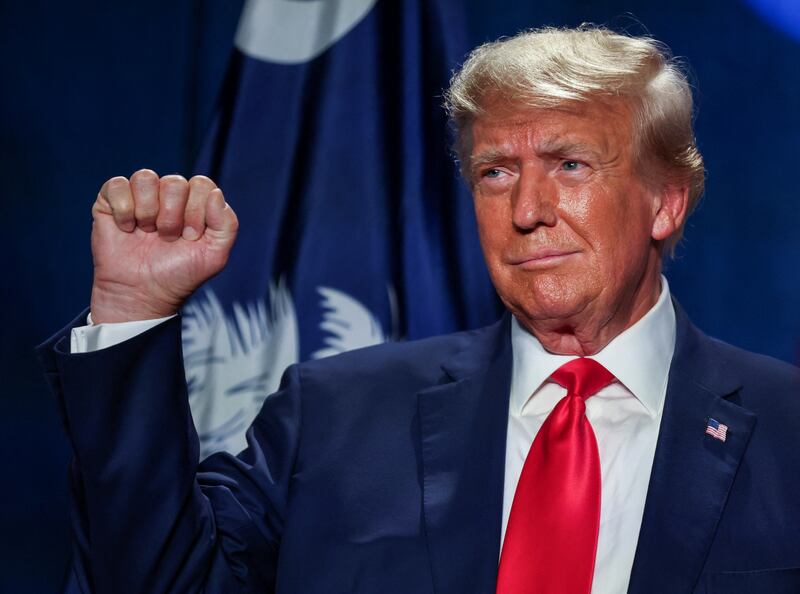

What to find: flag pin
left=705, top=418, right=728, bottom=442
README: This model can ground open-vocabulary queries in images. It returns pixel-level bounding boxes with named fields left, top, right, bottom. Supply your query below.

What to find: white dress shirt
left=72, top=278, right=676, bottom=593
left=503, top=277, right=676, bottom=594
left=70, top=313, right=173, bottom=353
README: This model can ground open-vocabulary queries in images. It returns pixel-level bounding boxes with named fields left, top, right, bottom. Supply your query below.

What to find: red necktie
left=496, top=358, right=616, bottom=594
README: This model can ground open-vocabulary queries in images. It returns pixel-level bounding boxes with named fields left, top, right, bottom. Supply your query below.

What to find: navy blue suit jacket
left=39, top=302, right=800, bottom=593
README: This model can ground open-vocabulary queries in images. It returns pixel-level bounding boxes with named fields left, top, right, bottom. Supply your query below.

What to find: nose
left=511, top=165, right=557, bottom=231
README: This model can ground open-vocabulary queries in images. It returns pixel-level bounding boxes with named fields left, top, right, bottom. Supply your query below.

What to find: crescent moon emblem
left=235, top=0, right=378, bottom=64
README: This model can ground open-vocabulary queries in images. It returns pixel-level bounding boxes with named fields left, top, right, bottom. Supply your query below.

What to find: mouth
left=509, top=249, right=580, bottom=269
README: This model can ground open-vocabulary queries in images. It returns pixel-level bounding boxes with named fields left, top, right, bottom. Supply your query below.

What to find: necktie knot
left=549, top=357, right=616, bottom=401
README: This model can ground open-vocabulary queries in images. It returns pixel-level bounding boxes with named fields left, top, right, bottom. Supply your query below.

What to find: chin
left=501, top=274, right=594, bottom=325
left=517, top=302, right=584, bottom=326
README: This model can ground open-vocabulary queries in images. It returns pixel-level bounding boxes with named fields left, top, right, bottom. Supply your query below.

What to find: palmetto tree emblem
left=182, top=281, right=390, bottom=459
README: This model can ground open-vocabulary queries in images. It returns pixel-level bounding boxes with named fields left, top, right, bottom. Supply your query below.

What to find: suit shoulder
left=294, top=321, right=501, bottom=388
left=674, top=300, right=799, bottom=394
left=695, top=335, right=800, bottom=421
left=705, top=335, right=800, bottom=388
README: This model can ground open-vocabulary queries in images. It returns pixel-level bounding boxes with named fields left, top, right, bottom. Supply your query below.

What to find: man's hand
left=90, top=169, right=238, bottom=324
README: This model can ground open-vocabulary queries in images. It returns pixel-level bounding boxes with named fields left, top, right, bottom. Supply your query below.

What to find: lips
left=508, top=248, right=580, bottom=268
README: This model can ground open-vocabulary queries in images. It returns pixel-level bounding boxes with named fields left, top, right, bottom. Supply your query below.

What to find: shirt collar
left=510, top=276, right=676, bottom=417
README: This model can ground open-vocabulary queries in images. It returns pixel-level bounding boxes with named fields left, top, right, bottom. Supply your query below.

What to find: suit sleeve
left=37, top=311, right=301, bottom=593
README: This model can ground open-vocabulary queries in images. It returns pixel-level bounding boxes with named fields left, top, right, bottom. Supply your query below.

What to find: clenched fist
left=90, top=169, right=238, bottom=324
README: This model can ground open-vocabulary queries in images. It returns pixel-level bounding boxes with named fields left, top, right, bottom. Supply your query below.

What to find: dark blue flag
left=182, top=0, right=500, bottom=458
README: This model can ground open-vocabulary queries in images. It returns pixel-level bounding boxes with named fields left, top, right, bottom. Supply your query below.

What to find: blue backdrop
left=1, top=1, right=798, bottom=591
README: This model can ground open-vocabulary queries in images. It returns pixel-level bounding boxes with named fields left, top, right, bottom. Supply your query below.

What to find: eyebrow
left=469, top=149, right=509, bottom=171
left=470, top=139, right=604, bottom=171
left=537, top=139, right=602, bottom=158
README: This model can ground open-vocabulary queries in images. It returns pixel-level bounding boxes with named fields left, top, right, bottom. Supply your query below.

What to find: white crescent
left=235, top=0, right=378, bottom=64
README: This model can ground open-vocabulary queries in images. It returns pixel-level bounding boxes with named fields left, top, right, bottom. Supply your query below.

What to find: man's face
left=469, top=98, right=679, bottom=351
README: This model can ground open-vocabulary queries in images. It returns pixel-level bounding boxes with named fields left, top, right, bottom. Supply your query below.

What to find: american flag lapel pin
left=705, top=418, right=729, bottom=442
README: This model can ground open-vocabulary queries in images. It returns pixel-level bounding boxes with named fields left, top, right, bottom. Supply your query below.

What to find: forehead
left=468, top=97, right=635, bottom=158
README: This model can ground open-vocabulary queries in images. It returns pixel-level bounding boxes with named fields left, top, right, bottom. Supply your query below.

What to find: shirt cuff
left=70, top=314, right=177, bottom=353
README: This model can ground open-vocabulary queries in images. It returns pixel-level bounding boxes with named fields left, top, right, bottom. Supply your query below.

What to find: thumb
left=204, top=188, right=239, bottom=247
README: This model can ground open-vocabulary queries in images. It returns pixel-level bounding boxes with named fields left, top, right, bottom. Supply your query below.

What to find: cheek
left=566, top=186, right=595, bottom=223
left=591, top=212, right=654, bottom=286
left=579, top=185, right=651, bottom=247
left=473, top=197, right=510, bottom=251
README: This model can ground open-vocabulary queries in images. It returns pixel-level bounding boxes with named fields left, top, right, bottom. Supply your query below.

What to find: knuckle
left=156, top=199, right=184, bottom=222
left=109, top=196, right=134, bottom=215
left=159, top=194, right=184, bottom=213
left=161, top=174, right=188, bottom=186
left=160, top=175, right=189, bottom=199
left=106, top=176, right=129, bottom=192
left=189, top=175, right=217, bottom=190
left=130, top=168, right=158, bottom=181
left=115, top=202, right=134, bottom=217
left=130, top=169, right=159, bottom=189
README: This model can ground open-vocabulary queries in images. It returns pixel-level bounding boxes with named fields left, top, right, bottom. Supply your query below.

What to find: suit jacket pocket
left=707, top=567, right=800, bottom=594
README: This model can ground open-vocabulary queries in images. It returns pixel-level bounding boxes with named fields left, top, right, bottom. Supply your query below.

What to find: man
left=39, top=26, right=799, bottom=594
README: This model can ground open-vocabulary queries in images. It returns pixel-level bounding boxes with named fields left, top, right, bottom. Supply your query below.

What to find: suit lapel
left=627, top=302, right=757, bottom=593
left=418, top=314, right=512, bottom=594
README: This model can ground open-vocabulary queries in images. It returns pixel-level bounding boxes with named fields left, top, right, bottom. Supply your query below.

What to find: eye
left=561, top=160, right=583, bottom=171
left=473, top=166, right=513, bottom=193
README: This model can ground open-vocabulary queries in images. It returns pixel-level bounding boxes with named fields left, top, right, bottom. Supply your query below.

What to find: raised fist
left=90, top=169, right=238, bottom=324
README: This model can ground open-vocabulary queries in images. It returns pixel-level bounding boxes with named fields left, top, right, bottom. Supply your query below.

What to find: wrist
left=90, top=282, right=180, bottom=324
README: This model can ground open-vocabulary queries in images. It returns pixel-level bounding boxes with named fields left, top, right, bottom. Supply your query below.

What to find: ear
left=650, top=184, right=689, bottom=242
